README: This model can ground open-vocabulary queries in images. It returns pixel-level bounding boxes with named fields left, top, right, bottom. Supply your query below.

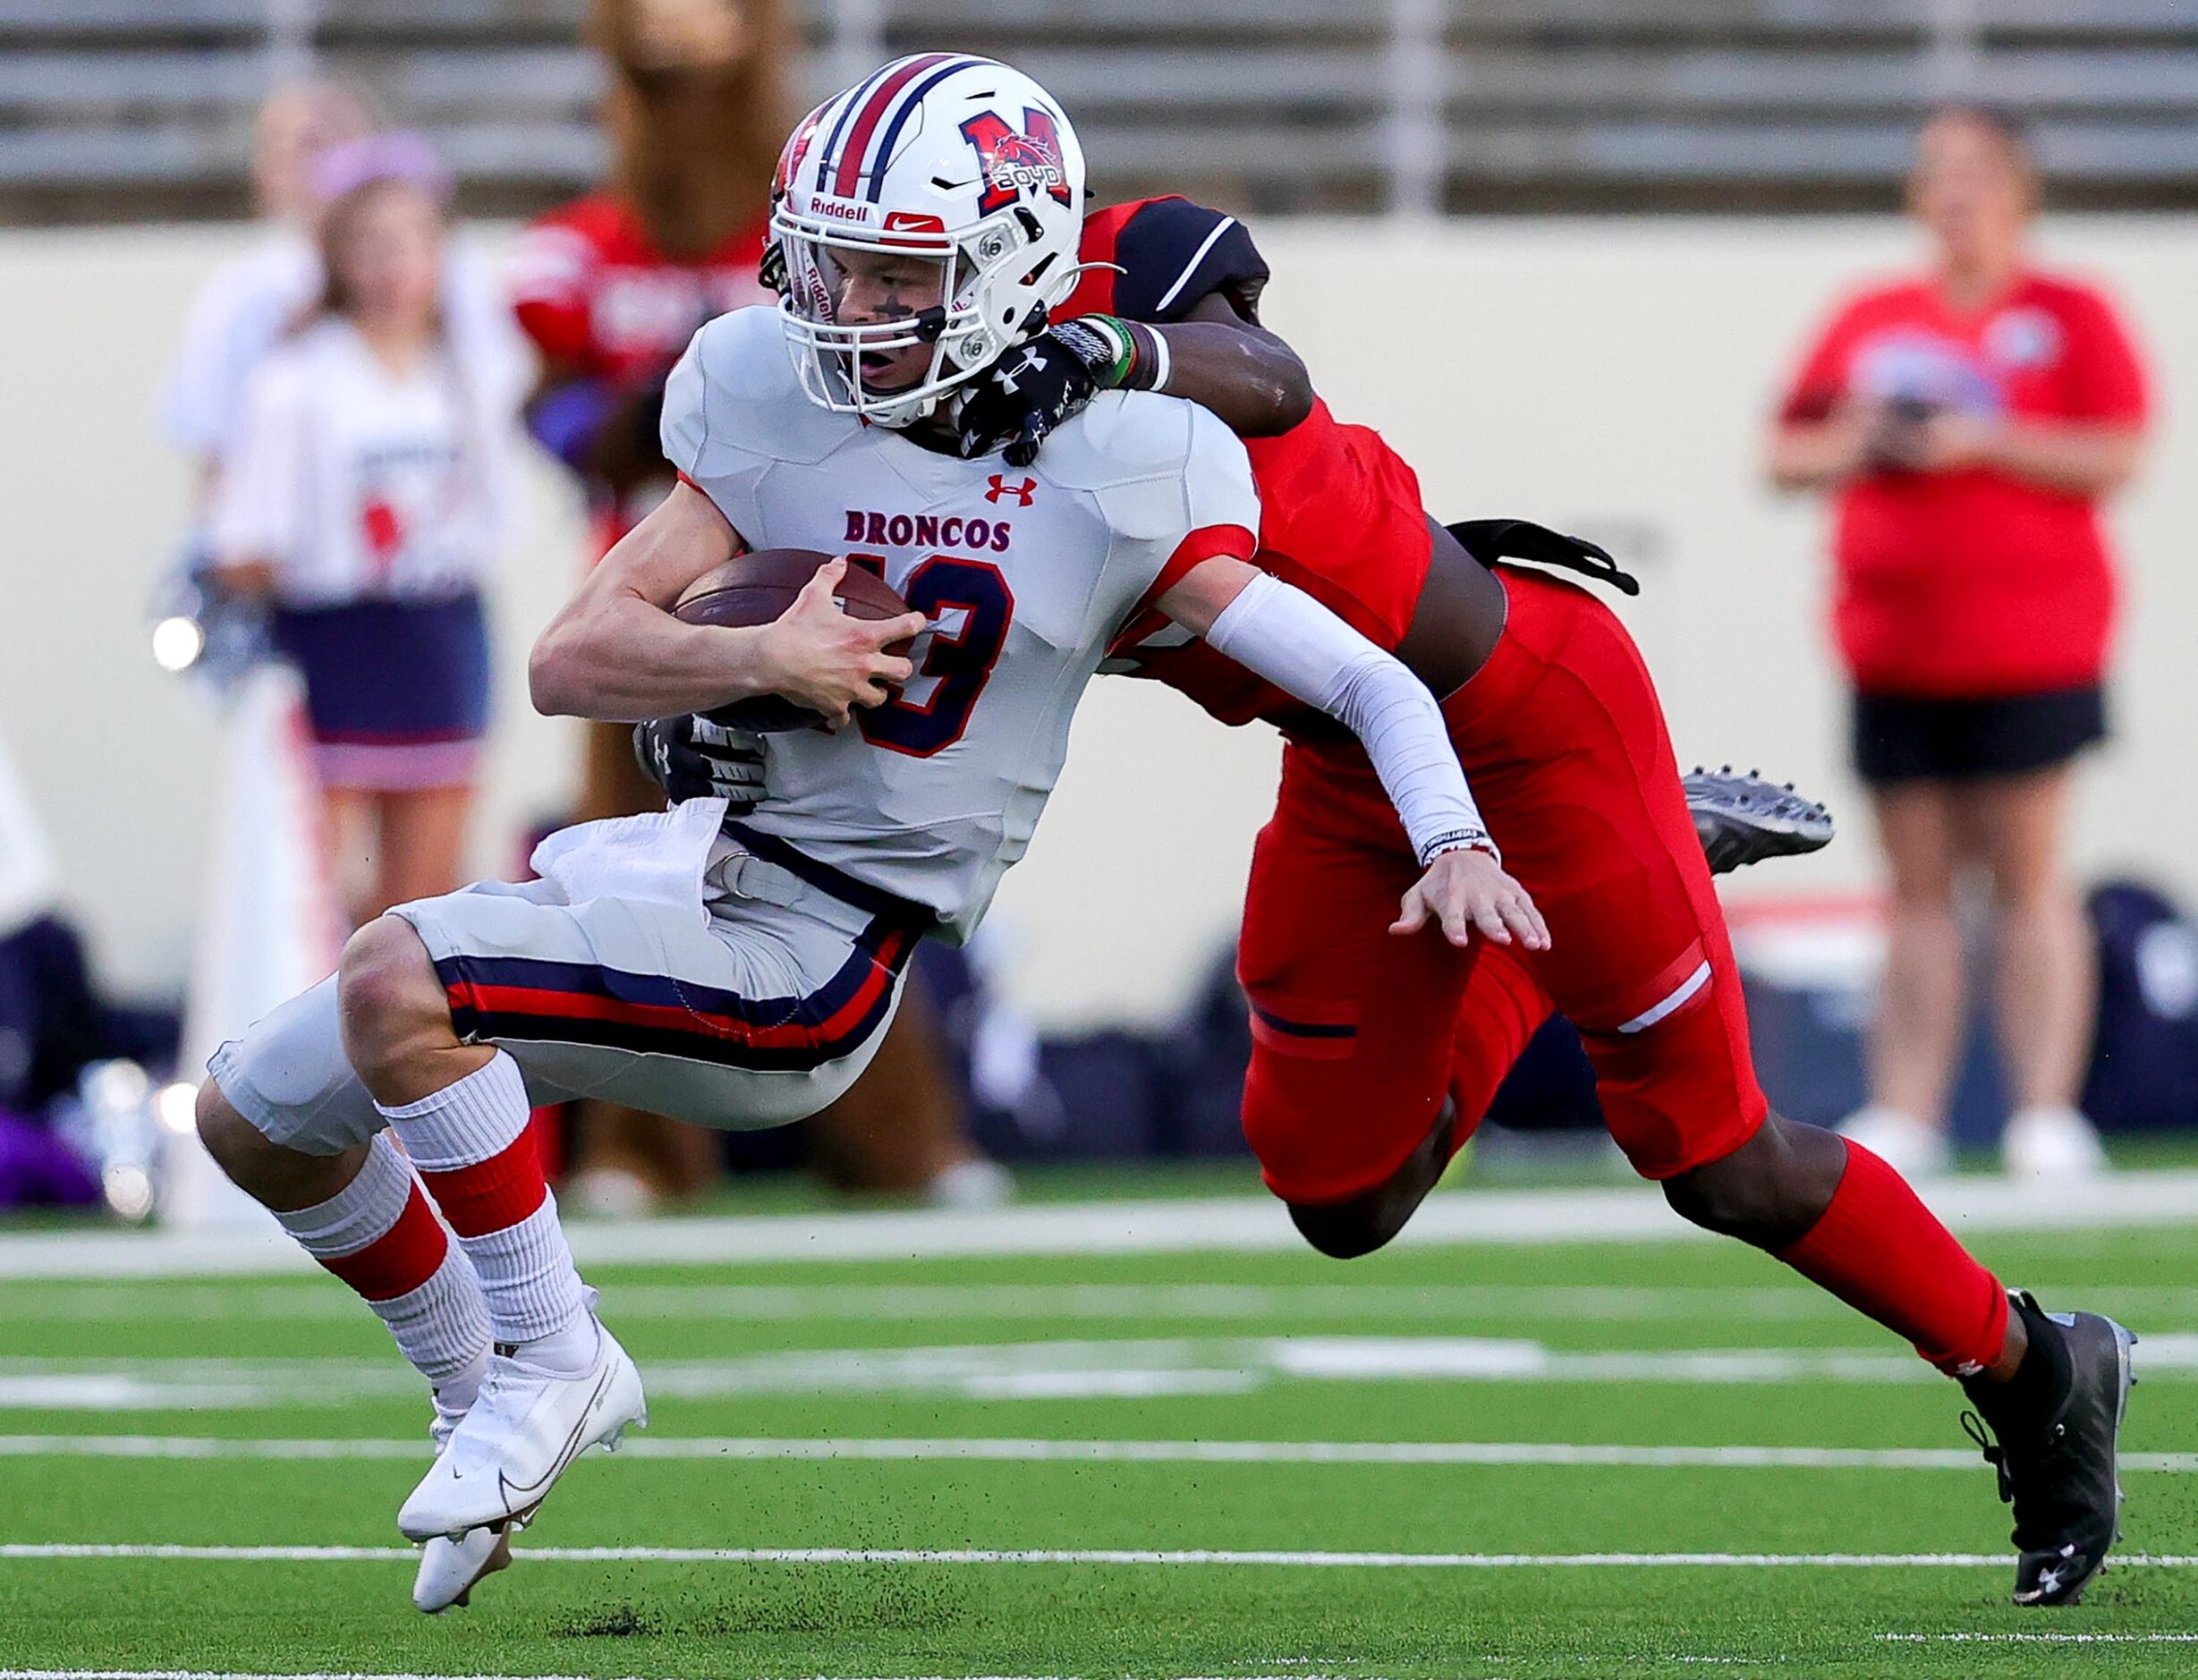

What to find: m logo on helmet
left=959, top=109, right=1073, bottom=216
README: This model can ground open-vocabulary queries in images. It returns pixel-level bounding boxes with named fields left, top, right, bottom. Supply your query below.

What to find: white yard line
left=0, top=1674, right=717, bottom=1680
left=0, top=1281, right=1854, bottom=1322
left=1880, top=1633, right=2198, bottom=1643
left=5, top=1170, right=2197, bottom=1279
left=7, top=1278, right=2194, bottom=1324
left=5, top=1335, right=2194, bottom=1409
left=4, top=1542, right=2197, bottom=1569
left=0, top=1673, right=649, bottom=1680
left=0, top=1673, right=1289, bottom=1680
left=3, top=1432, right=2194, bottom=1473
left=0, top=1672, right=1481, bottom=1680
left=0, top=1673, right=1119, bottom=1680
left=0, top=1674, right=1104, bottom=1680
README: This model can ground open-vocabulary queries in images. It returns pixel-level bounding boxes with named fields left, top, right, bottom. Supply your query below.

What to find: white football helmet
left=770, top=55, right=1086, bottom=428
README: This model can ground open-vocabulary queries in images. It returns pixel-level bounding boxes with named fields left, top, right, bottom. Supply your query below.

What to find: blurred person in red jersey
left=511, top=0, right=788, bottom=603
left=1767, top=106, right=2150, bottom=1181
left=513, top=2, right=1005, bottom=1212
left=211, top=136, right=525, bottom=925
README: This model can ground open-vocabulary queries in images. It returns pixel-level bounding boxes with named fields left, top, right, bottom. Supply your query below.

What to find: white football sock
left=379, top=1256, right=496, bottom=1396
left=378, top=1051, right=595, bottom=1372
left=462, top=1197, right=599, bottom=1372
left=275, top=1133, right=491, bottom=1387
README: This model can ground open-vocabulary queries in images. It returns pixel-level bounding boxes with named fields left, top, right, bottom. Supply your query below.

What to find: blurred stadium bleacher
left=6, top=0, right=2198, bottom=225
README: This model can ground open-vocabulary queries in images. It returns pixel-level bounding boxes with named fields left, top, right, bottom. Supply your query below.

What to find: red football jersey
left=1065, top=198, right=1433, bottom=730
left=511, top=192, right=773, bottom=386
left=511, top=193, right=774, bottom=548
left=1778, top=269, right=2149, bottom=695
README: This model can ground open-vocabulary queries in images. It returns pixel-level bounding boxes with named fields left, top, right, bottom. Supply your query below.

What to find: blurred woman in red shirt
left=1769, top=106, right=2149, bottom=1180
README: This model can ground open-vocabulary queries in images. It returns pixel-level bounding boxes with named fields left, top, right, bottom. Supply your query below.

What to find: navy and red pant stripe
left=436, top=915, right=921, bottom=1073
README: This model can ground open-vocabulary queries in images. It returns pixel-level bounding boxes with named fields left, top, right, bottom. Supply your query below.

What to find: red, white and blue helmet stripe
left=809, top=53, right=987, bottom=203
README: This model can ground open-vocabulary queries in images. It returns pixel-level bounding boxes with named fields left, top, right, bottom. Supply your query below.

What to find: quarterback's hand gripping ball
left=673, top=549, right=928, bottom=732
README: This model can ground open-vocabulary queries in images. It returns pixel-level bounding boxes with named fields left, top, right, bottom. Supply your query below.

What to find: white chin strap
left=861, top=379, right=947, bottom=429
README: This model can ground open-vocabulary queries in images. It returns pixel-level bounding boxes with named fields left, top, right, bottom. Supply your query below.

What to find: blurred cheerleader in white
left=210, top=134, right=525, bottom=922
left=161, top=81, right=524, bottom=498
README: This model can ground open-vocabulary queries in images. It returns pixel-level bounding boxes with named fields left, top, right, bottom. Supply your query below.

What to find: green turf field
left=0, top=1196, right=2194, bottom=1680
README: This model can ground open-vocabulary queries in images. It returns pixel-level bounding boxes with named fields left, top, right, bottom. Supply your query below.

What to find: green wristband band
left=1086, top=315, right=1138, bottom=388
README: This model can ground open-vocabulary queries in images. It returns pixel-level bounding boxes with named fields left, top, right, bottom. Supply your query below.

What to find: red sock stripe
left=419, top=1133, right=549, bottom=1238
left=317, top=1185, right=449, bottom=1303
left=1776, top=1139, right=2008, bottom=1374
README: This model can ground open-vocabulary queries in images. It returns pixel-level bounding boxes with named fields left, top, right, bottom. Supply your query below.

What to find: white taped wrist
left=1145, top=327, right=1172, bottom=394
left=1203, top=573, right=1493, bottom=866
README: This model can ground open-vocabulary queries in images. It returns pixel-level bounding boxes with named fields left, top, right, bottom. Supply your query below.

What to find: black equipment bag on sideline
left=2083, top=879, right=2198, bottom=1133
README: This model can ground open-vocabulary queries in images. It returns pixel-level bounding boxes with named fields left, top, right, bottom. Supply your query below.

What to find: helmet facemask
left=774, top=202, right=1061, bottom=429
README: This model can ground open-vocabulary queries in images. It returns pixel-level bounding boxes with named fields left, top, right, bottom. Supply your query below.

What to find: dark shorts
left=270, top=592, right=490, bottom=791
left=1851, top=684, right=2107, bottom=786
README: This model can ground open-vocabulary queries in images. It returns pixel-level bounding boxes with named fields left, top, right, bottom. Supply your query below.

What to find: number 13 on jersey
left=846, top=553, right=1015, bottom=757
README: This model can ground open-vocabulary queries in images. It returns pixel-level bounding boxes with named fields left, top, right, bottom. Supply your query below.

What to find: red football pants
left=1238, top=566, right=1769, bottom=1204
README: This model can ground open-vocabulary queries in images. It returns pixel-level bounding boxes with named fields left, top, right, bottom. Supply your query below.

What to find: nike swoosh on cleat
left=495, top=1364, right=616, bottom=1515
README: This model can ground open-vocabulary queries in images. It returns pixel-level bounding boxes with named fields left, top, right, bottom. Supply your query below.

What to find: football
left=674, top=547, right=917, bottom=731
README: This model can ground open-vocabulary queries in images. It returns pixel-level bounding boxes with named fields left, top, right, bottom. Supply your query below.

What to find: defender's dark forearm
left=1150, top=320, right=1313, bottom=437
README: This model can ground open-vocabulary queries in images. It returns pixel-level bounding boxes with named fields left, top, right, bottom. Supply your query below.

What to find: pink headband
left=310, top=132, right=453, bottom=210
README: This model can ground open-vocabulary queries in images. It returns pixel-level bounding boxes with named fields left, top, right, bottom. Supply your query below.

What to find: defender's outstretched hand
left=1393, top=847, right=1550, bottom=951
left=759, top=556, right=929, bottom=729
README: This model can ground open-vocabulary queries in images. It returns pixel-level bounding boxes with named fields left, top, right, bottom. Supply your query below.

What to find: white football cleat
left=412, top=1363, right=516, bottom=1612
left=2001, top=1103, right=2109, bottom=1180
left=427, top=1387, right=470, bottom=1457
left=397, top=1320, right=646, bottom=1542
left=1836, top=1103, right=1952, bottom=1181
left=412, top=1523, right=513, bottom=1614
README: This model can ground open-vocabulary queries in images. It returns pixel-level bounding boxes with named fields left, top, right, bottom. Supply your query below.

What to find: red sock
left=318, top=1184, right=449, bottom=1301
left=274, top=1133, right=450, bottom=1302
left=417, top=1132, right=549, bottom=1239
left=272, top=1133, right=490, bottom=1387
left=386, top=1053, right=588, bottom=1350
left=1775, top=1139, right=2008, bottom=1375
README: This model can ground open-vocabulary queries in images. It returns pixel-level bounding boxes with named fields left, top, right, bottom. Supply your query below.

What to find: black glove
left=632, top=713, right=768, bottom=810
left=957, top=316, right=1146, bottom=466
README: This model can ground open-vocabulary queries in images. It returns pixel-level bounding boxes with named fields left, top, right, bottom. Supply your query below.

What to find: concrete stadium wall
left=4, top=216, right=2194, bottom=1028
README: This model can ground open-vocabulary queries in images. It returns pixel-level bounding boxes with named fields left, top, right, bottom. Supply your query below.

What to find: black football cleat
left=1682, top=765, right=1835, bottom=876
left=1960, top=1291, right=2137, bottom=1608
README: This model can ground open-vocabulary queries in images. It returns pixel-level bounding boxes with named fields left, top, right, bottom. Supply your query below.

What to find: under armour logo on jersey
left=986, top=475, right=1038, bottom=506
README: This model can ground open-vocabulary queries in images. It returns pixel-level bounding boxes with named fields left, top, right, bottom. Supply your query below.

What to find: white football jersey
left=663, top=305, right=1260, bottom=941
left=161, top=228, right=528, bottom=465
left=212, top=318, right=523, bottom=607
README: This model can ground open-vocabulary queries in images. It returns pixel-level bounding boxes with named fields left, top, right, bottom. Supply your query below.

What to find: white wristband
left=1145, top=326, right=1172, bottom=394
left=1416, top=827, right=1499, bottom=868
